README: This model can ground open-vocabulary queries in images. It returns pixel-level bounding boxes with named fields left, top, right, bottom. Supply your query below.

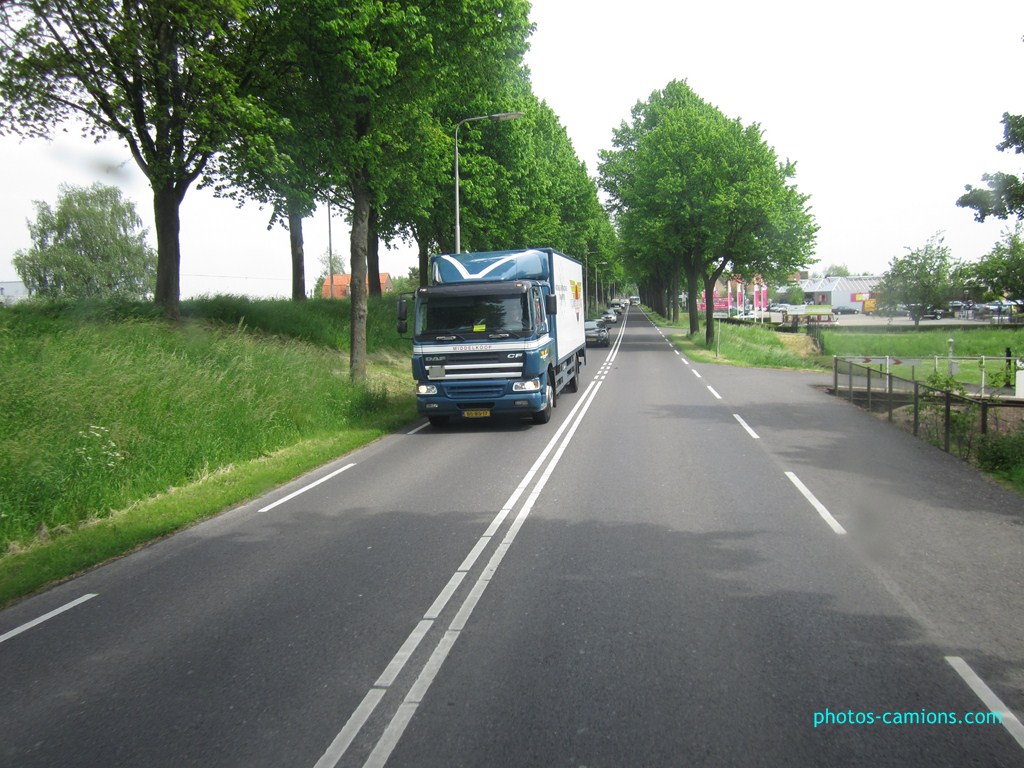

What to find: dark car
left=833, top=306, right=860, bottom=315
left=585, top=320, right=610, bottom=347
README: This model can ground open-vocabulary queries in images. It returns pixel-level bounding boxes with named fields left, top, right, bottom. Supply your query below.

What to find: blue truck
left=397, top=248, right=587, bottom=426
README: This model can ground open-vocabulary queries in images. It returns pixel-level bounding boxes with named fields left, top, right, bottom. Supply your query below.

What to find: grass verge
left=644, top=308, right=827, bottom=371
left=0, top=296, right=417, bottom=606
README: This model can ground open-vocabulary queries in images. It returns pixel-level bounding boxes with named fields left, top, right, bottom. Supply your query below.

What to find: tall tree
left=0, top=0, right=283, bottom=317
left=600, top=80, right=816, bottom=342
left=13, top=182, right=155, bottom=298
left=876, top=234, right=956, bottom=326
left=958, top=111, right=1024, bottom=221
left=975, top=222, right=1024, bottom=303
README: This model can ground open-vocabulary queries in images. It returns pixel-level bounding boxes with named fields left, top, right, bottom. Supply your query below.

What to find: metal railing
left=831, top=357, right=1024, bottom=459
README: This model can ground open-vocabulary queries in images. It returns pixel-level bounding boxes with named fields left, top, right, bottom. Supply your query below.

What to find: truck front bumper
left=415, top=378, right=546, bottom=418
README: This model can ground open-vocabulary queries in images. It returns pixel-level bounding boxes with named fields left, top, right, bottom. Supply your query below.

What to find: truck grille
left=446, top=383, right=506, bottom=400
left=427, top=351, right=524, bottom=381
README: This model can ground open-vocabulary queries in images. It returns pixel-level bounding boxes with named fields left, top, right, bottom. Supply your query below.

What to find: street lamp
left=454, top=111, right=523, bottom=253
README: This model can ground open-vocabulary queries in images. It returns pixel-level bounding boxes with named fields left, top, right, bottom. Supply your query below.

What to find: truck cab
left=399, top=248, right=586, bottom=427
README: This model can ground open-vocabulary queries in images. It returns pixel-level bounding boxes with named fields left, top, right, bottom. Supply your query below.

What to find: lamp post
left=454, top=111, right=523, bottom=253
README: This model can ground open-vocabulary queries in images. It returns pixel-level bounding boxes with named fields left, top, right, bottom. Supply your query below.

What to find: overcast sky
left=3, top=0, right=1024, bottom=296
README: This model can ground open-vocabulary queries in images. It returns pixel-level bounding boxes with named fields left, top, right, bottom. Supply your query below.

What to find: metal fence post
left=913, top=382, right=920, bottom=437
left=981, top=400, right=989, bottom=435
left=944, top=389, right=951, bottom=453
left=887, top=373, right=894, bottom=422
left=867, top=366, right=872, bottom=410
left=848, top=362, right=854, bottom=402
left=833, top=356, right=838, bottom=394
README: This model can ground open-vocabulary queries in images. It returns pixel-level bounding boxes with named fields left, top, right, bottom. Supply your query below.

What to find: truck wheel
left=564, top=372, right=579, bottom=393
left=428, top=416, right=450, bottom=428
left=532, top=382, right=554, bottom=424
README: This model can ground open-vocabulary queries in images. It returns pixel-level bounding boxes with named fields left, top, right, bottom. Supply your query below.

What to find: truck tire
left=564, top=372, right=579, bottom=393
left=428, top=415, right=450, bottom=428
left=532, top=381, right=554, bottom=424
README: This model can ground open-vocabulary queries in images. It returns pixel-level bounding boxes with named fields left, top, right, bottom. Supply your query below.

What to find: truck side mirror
left=396, top=296, right=410, bottom=336
left=545, top=294, right=558, bottom=315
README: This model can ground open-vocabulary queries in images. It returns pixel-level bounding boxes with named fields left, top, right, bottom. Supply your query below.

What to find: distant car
left=833, top=306, right=860, bottom=315
left=768, top=303, right=786, bottom=313
left=602, top=309, right=618, bottom=324
left=584, top=320, right=610, bottom=347
left=908, top=305, right=945, bottom=320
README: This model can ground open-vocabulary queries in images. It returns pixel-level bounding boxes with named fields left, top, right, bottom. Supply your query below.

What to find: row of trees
left=598, top=81, right=817, bottom=344
left=0, top=1, right=616, bottom=382
left=876, top=227, right=1024, bottom=325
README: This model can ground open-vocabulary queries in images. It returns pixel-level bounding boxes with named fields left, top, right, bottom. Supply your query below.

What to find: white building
left=798, top=275, right=881, bottom=312
left=0, top=281, right=28, bottom=306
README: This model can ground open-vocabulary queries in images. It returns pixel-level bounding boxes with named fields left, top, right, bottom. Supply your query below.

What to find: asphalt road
left=2, top=306, right=1024, bottom=767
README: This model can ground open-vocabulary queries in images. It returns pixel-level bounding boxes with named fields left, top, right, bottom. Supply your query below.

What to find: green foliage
left=0, top=1, right=287, bottom=314
left=975, top=222, right=1024, bottom=302
left=876, top=234, right=957, bottom=325
left=0, top=297, right=413, bottom=549
left=12, top=183, right=155, bottom=299
left=598, top=80, right=817, bottom=337
left=958, top=111, right=1024, bottom=221
left=977, top=429, right=1024, bottom=474
left=786, top=283, right=807, bottom=304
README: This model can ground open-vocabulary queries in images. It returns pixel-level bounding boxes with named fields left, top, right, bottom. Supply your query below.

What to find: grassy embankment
left=644, top=309, right=828, bottom=370
left=0, top=295, right=417, bottom=605
left=644, top=308, right=1024, bottom=493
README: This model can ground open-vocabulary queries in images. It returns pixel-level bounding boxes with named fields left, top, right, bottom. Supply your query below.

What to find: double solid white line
left=315, top=313, right=626, bottom=768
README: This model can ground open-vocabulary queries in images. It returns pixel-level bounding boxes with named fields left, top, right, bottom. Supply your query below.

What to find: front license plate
left=463, top=409, right=491, bottom=419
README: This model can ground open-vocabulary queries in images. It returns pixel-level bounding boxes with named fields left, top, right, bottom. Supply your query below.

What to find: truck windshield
left=416, top=293, right=532, bottom=338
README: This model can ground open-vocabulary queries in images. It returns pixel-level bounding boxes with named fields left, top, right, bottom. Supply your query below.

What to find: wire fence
left=831, top=357, right=1024, bottom=460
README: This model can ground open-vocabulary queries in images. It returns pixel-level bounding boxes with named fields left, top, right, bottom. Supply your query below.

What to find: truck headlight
left=417, top=384, right=438, bottom=395
left=512, top=378, right=541, bottom=392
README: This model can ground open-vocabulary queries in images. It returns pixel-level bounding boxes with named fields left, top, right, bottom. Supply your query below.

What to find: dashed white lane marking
left=692, top=369, right=702, bottom=379
left=707, top=386, right=722, bottom=400
left=946, top=656, right=1024, bottom=750
left=259, top=463, right=356, bottom=513
left=733, top=414, right=760, bottom=439
left=785, top=472, right=847, bottom=535
left=0, top=594, right=98, bottom=645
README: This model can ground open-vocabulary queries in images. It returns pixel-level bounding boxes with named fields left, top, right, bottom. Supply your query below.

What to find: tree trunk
left=153, top=182, right=182, bottom=319
left=349, top=179, right=370, bottom=386
left=685, top=266, right=701, bottom=335
left=418, top=235, right=429, bottom=288
left=367, top=204, right=381, bottom=298
left=287, top=197, right=306, bottom=301
left=703, top=257, right=730, bottom=347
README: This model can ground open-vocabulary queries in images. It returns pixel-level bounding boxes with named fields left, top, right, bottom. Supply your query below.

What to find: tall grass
left=821, top=328, right=1024, bottom=358
left=0, top=297, right=413, bottom=550
left=668, top=322, right=823, bottom=370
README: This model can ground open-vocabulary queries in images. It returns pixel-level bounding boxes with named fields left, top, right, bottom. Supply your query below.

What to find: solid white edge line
left=0, top=593, right=98, bottom=645
left=707, top=386, right=722, bottom=400
left=313, top=688, right=387, bottom=768
left=946, top=656, right=1024, bottom=750
left=785, top=472, right=847, bottom=535
left=733, top=414, right=761, bottom=440
left=406, top=423, right=429, bottom=435
left=259, top=463, right=356, bottom=513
